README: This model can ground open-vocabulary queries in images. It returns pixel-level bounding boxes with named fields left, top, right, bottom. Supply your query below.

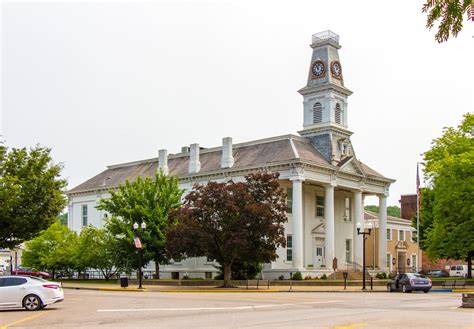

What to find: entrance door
left=397, top=252, right=406, bottom=273
left=315, top=246, right=325, bottom=268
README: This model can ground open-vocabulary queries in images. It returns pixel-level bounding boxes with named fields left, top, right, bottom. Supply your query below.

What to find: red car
left=13, top=268, right=50, bottom=279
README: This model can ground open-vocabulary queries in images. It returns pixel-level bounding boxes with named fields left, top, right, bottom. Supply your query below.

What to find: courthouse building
left=67, top=31, right=397, bottom=279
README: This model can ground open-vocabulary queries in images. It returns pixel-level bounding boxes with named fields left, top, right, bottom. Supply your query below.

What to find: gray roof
left=364, top=211, right=412, bottom=225
left=68, top=135, right=387, bottom=195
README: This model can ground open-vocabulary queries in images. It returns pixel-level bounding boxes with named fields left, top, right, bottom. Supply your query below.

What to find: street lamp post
left=133, top=221, right=146, bottom=289
left=357, top=222, right=373, bottom=291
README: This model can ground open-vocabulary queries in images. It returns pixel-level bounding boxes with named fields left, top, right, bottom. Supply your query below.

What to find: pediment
left=395, top=241, right=409, bottom=249
left=338, top=156, right=365, bottom=176
left=311, top=223, right=325, bottom=235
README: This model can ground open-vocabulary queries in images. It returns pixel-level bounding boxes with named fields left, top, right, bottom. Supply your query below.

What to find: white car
left=0, top=276, right=64, bottom=311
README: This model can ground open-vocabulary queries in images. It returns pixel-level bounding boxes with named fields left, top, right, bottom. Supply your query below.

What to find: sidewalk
left=61, top=281, right=387, bottom=293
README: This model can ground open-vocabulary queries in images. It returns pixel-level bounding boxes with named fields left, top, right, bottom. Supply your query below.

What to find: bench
left=246, top=279, right=270, bottom=290
left=442, top=279, right=467, bottom=289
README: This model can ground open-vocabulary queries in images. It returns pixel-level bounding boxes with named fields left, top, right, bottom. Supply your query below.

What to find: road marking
left=0, top=311, right=50, bottom=329
left=97, top=300, right=338, bottom=313
left=334, top=323, right=367, bottom=329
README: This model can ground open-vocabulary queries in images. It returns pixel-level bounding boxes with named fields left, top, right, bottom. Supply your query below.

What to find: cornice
left=298, top=83, right=353, bottom=97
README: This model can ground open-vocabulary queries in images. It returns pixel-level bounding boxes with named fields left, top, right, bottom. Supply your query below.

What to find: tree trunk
left=155, top=262, right=160, bottom=279
left=223, top=263, right=232, bottom=288
left=467, top=253, right=473, bottom=279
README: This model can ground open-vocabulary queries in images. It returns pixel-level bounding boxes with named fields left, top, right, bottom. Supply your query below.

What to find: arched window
left=313, top=102, right=322, bottom=123
left=335, top=103, right=342, bottom=124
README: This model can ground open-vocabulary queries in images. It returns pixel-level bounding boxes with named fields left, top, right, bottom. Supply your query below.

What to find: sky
left=1, top=0, right=473, bottom=207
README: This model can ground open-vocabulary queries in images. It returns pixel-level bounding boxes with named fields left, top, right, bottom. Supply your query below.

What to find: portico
left=283, top=170, right=390, bottom=274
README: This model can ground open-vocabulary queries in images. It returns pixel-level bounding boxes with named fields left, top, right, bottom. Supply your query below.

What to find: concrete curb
left=161, top=289, right=280, bottom=293
left=64, top=286, right=145, bottom=292
left=453, top=289, right=474, bottom=293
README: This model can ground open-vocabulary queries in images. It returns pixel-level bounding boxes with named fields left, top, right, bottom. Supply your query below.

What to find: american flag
left=134, top=237, right=142, bottom=249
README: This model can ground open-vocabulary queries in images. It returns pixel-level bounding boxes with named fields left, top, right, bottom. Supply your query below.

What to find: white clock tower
left=298, top=31, right=355, bottom=166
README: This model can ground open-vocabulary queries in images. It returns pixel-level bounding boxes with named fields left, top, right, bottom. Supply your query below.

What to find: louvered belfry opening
left=335, top=103, right=341, bottom=124
left=313, top=102, right=322, bottom=123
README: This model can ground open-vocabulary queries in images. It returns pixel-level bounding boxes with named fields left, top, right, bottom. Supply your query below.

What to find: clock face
left=311, top=61, right=325, bottom=77
left=331, top=61, right=342, bottom=77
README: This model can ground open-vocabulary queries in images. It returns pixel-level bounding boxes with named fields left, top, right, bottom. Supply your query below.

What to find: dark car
left=427, top=269, right=449, bottom=278
left=13, top=268, right=50, bottom=279
left=387, top=273, right=432, bottom=293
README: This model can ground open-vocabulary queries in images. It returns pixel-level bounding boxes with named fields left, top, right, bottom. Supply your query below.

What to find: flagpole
left=416, top=163, right=420, bottom=273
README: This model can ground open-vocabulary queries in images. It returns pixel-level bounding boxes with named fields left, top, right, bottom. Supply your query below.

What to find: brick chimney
left=221, top=137, right=234, bottom=169
left=158, top=149, right=169, bottom=175
left=189, top=143, right=201, bottom=174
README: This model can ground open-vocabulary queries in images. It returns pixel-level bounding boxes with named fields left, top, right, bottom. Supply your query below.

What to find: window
left=411, top=255, right=417, bottom=270
left=287, top=188, right=293, bottom=213
left=82, top=205, right=88, bottom=227
left=345, top=239, right=352, bottom=262
left=344, top=197, right=351, bottom=222
left=411, top=230, right=417, bottom=242
left=286, top=235, right=292, bottom=261
left=316, top=195, right=325, bottom=217
left=387, top=228, right=391, bottom=240
left=335, top=103, right=341, bottom=124
left=313, top=102, right=322, bottom=123
left=2, top=277, right=27, bottom=287
left=387, top=253, right=391, bottom=270
left=398, top=229, right=405, bottom=241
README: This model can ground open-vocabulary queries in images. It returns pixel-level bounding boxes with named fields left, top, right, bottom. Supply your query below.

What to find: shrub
left=388, top=272, right=397, bottom=279
left=278, top=275, right=285, bottom=280
left=320, top=274, right=328, bottom=280
left=376, top=272, right=387, bottom=279
left=304, top=275, right=312, bottom=280
left=292, top=271, right=303, bottom=280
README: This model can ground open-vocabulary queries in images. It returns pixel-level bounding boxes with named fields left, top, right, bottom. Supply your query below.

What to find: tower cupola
left=298, top=31, right=355, bottom=165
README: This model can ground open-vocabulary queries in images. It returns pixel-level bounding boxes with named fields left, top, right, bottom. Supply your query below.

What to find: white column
left=353, top=190, right=363, bottom=267
left=378, top=194, right=388, bottom=271
left=291, top=178, right=304, bottom=269
left=324, top=184, right=335, bottom=269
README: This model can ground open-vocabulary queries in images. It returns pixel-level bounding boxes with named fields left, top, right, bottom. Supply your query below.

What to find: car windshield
left=408, top=273, right=427, bottom=278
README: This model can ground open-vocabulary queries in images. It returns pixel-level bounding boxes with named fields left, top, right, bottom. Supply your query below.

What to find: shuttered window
left=313, top=102, right=322, bottom=123
left=335, top=103, right=341, bottom=124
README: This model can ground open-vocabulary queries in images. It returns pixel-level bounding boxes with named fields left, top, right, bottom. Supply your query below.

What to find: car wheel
left=23, top=294, right=42, bottom=311
left=423, top=290, right=429, bottom=293
left=387, top=284, right=393, bottom=292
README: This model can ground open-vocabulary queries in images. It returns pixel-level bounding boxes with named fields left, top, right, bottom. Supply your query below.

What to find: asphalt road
left=0, top=290, right=472, bottom=328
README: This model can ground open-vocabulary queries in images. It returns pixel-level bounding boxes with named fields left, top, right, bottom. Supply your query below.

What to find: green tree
left=22, top=222, right=78, bottom=278
left=0, top=145, right=67, bottom=249
left=412, top=187, right=436, bottom=249
left=364, top=205, right=401, bottom=218
left=422, top=0, right=472, bottom=43
left=98, top=171, right=183, bottom=278
left=423, top=113, right=474, bottom=278
left=75, top=226, right=125, bottom=280
left=57, top=213, right=68, bottom=226
left=167, top=172, right=287, bottom=288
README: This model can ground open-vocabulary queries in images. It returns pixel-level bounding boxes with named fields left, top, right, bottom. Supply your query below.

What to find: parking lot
left=0, top=290, right=472, bottom=328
